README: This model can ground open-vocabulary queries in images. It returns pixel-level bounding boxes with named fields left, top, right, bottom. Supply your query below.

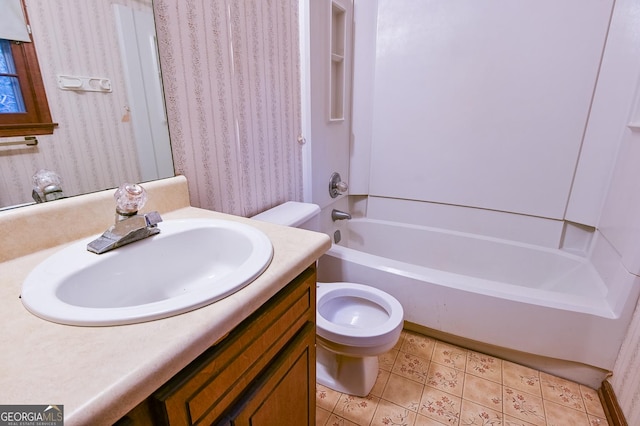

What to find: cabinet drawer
left=151, top=266, right=316, bottom=425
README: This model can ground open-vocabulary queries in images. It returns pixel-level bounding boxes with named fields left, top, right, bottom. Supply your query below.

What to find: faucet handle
left=329, top=172, right=349, bottom=198
left=144, top=211, right=163, bottom=227
left=335, top=181, right=348, bottom=193
left=32, top=169, right=64, bottom=203
left=114, top=183, right=148, bottom=216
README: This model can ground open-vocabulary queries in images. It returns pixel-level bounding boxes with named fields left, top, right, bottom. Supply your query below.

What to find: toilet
left=252, top=202, right=404, bottom=397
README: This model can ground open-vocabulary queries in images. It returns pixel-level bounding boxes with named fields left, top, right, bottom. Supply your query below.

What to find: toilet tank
left=251, top=202, right=321, bottom=231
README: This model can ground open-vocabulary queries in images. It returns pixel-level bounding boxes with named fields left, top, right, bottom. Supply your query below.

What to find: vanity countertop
left=0, top=177, right=331, bottom=425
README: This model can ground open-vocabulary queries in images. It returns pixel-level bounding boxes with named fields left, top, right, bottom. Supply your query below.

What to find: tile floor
left=316, top=329, right=609, bottom=426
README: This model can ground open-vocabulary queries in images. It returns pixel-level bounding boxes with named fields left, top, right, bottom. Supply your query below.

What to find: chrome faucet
left=331, top=209, right=352, bottom=221
left=87, top=183, right=162, bottom=254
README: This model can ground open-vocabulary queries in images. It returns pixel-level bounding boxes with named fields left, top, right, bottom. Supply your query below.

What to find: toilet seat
left=316, top=282, right=404, bottom=350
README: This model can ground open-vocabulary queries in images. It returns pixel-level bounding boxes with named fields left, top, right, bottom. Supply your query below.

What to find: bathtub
left=316, top=218, right=638, bottom=374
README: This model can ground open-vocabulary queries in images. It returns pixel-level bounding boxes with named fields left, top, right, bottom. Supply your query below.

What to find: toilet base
left=316, top=344, right=379, bottom=397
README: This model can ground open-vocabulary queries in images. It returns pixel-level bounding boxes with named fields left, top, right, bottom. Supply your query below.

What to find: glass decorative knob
left=114, top=183, right=147, bottom=215
left=31, top=169, right=64, bottom=202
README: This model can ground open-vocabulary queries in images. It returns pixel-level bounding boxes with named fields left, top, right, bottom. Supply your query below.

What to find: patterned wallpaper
left=154, top=0, right=303, bottom=216
left=1, top=0, right=302, bottom=216
left=0, top=0, right=149, bottom=208
left=612, top=304, right=640, bottom=422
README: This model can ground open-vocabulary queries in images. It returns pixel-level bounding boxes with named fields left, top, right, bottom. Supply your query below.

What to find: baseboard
left=599, top=380, right=628, bottom=426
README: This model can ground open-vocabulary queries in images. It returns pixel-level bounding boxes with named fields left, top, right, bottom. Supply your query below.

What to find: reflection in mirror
left=0, top=0, right=174, bottom=209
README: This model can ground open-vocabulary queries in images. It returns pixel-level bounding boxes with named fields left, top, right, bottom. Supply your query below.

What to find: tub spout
left=331, top=209, right=352, bottom=221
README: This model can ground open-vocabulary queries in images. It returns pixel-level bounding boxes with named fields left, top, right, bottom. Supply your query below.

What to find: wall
left=605, top=95, right=640, bottom=421
left=306, top=0, right=353, bottom=210
left=351, top=0, right=615, bottom=239
left=0, top=0, right=147, bottom=207
left=612, top=302, right=640, bottom=423
left=600, top=1, right=640, bottom=419
left=153, top=0, right=303, bottom=217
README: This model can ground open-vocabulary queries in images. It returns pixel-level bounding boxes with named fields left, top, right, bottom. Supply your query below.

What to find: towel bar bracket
left=0, top=136, right=38, bottom=147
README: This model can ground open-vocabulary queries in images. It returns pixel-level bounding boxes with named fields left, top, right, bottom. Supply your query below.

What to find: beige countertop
left=0, top=177, right=331, bottom=425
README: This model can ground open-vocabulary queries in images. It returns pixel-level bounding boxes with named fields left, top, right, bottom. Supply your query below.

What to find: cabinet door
left=152, top=267, right=316, bottom=425
left=229, top=323, right=316, bottom=426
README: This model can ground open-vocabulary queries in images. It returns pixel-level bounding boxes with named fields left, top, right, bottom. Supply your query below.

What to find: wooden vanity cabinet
left=119, top=266, right=316, bottom=426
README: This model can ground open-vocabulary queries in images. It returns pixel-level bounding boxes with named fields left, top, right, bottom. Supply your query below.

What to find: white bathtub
left=316, top=218, right=638, bottom=373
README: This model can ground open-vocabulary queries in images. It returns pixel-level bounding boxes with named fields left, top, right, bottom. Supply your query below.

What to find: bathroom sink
left=21, top=218, right=273, bottom=326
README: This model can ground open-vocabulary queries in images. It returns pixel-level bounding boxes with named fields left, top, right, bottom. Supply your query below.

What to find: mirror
left=0, top=0, right=174, bottom=209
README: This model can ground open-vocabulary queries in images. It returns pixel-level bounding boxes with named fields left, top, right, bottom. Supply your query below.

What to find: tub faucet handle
left=329, top=172, right=348, bottom=198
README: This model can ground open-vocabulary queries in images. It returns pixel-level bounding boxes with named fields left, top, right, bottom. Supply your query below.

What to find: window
left=0, top=3, right=55, bottom=137
left=0, top=40, right=26, bottom=113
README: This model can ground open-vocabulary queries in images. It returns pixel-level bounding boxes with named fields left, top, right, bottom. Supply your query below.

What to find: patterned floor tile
left=579, top=385, right=606, bottom=418
left=401, top=330, right=437, bottom=360
left=543, top=400, right=590, bottom=425
left=371, top=398, right=417, bottom=426
left=502, top=361, right=542, bottom=397
left=333, top=393, right=379, bottom=425
left=459, top=399, right=503, bottom=426
left=502, top=386, right=546, bottom=426
left=394, top=331, right=407, bottom=351
left=426, top=360, right=465, bottom=397
left=317, top=329, right=611, bottom=426
left=414, top=413, right=451, bottom=425
left=466, top=350, right=503, bottom=383
left=418, top=385, right=463, bottom=425
left=370, top=368, right=390, bottom=398
left=324, top=413, right=360, bottom=426
left=432, top=341, right=468, bottom=371
left=317, top=383, right=342, bottom=411
left=503, top=414, right=538, bottom=425
left=316, top=407, right=331, bottom=425
left=380, top=348, right=399, bottom=371
left=392, top=350, right=431, bottom=384
left=382, top=373, right=425, bottom=412
left=587, top=414, right=609, bottom=426
left=463, top=372, right=503, bottom=412
left=540, top=372, right=585, bottom=411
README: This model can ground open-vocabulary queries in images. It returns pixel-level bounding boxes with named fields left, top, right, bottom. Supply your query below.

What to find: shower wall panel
left=366, top=0, right=612, bottom=220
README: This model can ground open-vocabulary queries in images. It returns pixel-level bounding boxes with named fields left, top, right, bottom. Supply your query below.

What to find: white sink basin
left=21, top=218, right=273, bottom=326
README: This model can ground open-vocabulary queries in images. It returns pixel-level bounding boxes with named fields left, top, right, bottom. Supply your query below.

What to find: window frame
left=0, top=3, right=56, bottom=137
